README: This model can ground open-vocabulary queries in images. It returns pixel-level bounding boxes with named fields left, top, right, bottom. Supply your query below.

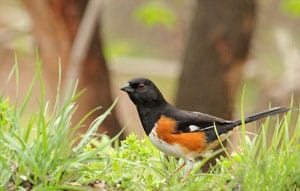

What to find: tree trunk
left=176, top=0, right=256, bottom=170
left=23, top=0, right=123, bottom=138
left=75, top=25, right=122, bottom=137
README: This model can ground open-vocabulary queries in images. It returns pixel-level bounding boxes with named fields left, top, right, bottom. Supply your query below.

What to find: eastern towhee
left=120, top=77, right=289, bottom=179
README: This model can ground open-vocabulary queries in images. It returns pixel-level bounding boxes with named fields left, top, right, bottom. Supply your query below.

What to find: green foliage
left=104, top=40, right=135, bottom=59
left=1, top=91, right=300, bottom=190
left=104, top=40, right=150, bottom=59
left=215, top=112, right=300, bottom=191
left=0, top=59, right=120, bottom=190
left=133, top=1, right=176, bottom=29
left=0, top=58, right=300, bottom=190
left=78, top=107, right=300, bottom=191
left=0, top=98, right=14, bottom=127
left=281, top=0, right=300, bottom=17
left=99, top=134, right=167, bottom=190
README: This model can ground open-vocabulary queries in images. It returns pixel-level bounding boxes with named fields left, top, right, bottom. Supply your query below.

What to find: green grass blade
left=74, top=99, right=118, bottom=153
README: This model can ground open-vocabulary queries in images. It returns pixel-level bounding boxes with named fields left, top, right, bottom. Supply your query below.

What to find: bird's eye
left=137, top=83, right=145, bottom=89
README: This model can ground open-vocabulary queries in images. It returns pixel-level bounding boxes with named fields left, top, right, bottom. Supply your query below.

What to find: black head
left=120, top=77, right=167, bottom=107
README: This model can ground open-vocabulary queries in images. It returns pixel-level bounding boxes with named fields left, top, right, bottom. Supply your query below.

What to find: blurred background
left=0, top=0, right=299, bottom=138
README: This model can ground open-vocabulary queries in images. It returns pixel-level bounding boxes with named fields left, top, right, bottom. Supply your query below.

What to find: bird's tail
left=231, top=107, right=289, bottom=128
left=206, top=107, right=289, bottom=143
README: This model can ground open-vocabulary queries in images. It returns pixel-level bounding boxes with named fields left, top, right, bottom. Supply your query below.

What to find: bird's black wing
left=164, top=106, right=233, bottom=133
left=163, top=109, right=234, bottom=142
left=166, top=106, right=289, bottom=142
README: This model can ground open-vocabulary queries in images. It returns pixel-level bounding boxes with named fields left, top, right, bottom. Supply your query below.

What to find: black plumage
left=121, top=77, right=289, bottom=142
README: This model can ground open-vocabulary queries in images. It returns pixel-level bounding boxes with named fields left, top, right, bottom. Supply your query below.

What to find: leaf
left=281, top=0, right=300, bottom=17
left=133, top=1, right=176, bottom=29
left=73, top=99, right=119, bottom=153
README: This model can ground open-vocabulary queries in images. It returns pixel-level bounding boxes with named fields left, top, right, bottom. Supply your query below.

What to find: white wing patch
left=189, top=125, right=200, bottom=132
left=188, top=124, right=215, bottom=132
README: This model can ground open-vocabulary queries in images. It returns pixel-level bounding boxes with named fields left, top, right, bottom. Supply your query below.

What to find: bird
left=120, top=77, right=289, bottom=180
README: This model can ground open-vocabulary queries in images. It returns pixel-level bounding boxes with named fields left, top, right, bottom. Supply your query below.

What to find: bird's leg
left=167, top=160, right=186, bottom=181
left=181, top=159, right=194, bottom=182
left=174, top=160, right=186, bottom=173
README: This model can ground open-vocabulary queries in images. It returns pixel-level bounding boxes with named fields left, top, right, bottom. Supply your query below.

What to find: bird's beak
left=120, top=83, right=134, bottom=93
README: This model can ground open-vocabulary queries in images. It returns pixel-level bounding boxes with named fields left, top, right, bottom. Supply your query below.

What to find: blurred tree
left=176, top=0, right=256, bottom=170
left=177, top=0, right=256, bottom=120
left=23, top=0, right=123, bottom=138
left=255, top=0, right=300, bottom=107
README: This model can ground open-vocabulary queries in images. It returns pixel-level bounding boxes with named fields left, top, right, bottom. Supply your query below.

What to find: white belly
left=148, top=125, right=191, bottom=159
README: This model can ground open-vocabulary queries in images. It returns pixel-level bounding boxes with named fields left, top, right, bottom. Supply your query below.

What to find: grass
left=0, top=59, right=299, bottom=190
left=0, top=60, right=120, bottom=190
